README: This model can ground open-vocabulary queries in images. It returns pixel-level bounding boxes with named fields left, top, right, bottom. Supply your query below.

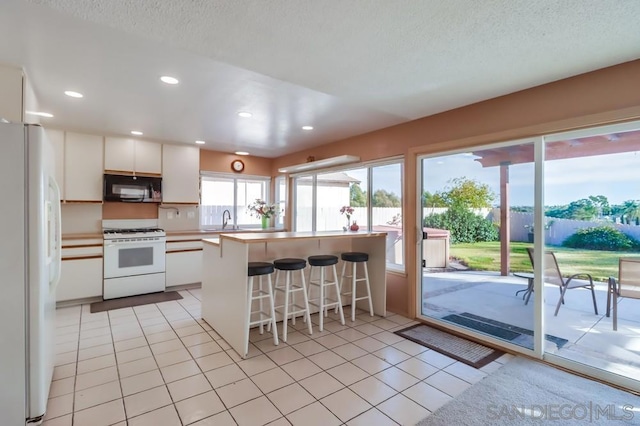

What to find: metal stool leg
left=300, top=269, right=313, bottom=335
left=245, top=276, right=254, bottom=357
left=282, top=271, right=291, bottom=342
left=266, top=274, right=279, bottom=347
left=332, top=264, right=345, bottom=325
left=363, top=261, right=373, bottom=316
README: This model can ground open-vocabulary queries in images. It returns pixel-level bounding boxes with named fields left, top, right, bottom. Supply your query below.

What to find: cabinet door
left=0, top=64, right=23, bottom=123
left=46, top=129, right=65, bottom=201
left=162, top=144, right=200, bottom=203
left=57, top=257, right=103, bottom=301
left=104, top=137, right=134, bottom=173
left=65, top=132, right=104, bottom=201
left=134, top=140, right=162, bottom=174
left=166, top=250, right=202, bottom=287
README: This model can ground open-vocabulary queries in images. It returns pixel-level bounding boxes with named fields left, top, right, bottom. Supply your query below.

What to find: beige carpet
left=417, top=357, right=640, bottom=425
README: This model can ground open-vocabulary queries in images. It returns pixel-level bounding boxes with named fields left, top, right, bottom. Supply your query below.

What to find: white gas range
left=102, top=220, right=167, bottom=299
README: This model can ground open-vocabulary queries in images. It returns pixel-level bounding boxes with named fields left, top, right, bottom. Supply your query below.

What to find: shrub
left=562, top=226, right=638, bottom=251
left=424, top=205, right=499, bottom=244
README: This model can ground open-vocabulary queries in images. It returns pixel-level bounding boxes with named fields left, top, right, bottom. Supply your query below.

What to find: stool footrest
left=276, top=305, right=309, bottom=316
left=309, top=300, right=341, bottom=309
left=274, top=286, right=306, bottom=292
left=250, top=291, right=272, bottom=300
left=249, top=318, right=274, bottom=327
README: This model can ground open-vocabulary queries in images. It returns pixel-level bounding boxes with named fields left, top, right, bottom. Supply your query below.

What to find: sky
left=422, top=150, right=640, bottom=207
left=343, top=163, right=403, bottom=197
left=336, top=137, right=640, bottom=208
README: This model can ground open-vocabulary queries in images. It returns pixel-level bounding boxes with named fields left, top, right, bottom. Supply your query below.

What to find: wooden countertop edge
left=62, top=233, right=103, bottom=240
left=166, top=228, right=280, bottom=236
left=203, top=231, right=387, bottom=245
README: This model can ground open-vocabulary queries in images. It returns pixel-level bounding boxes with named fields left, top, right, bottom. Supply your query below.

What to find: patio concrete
left=422, top=271, right=640, bottom=380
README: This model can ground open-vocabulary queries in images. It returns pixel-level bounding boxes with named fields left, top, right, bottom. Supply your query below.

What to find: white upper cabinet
left=104, top=137, right=134, bottom=172
left=46, top=129, right=65, bottom=201
left=162, top=144, right=200, bottom=204
left=134, top=140, right=162, bottom=174
left=65, top=132, right=104, bottom=202
left=0, top=64, right=23, bottom=123
left=104, top=137, right=162, bottom=174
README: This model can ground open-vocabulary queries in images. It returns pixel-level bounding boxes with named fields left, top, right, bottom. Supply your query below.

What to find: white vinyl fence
left=509, top=211, right=640, bottom=245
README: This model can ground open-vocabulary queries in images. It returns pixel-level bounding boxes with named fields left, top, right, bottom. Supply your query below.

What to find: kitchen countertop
left=62, top=228, right=282, bottom=240
left=166, top=228, right=279, bottom=236
left=203, top=230, right=387, bottom=246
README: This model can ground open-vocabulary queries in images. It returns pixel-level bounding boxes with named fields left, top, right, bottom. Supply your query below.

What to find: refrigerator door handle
left=49, top=176, right=62, bottom=289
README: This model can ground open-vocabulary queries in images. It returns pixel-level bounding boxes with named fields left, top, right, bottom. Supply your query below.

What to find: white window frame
left=200, top=172, right=271, bottom=229
left=292, top=156, right=404, bottom=271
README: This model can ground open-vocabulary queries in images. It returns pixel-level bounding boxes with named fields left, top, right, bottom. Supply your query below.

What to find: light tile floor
left=44, top=289, right=513, bottom=426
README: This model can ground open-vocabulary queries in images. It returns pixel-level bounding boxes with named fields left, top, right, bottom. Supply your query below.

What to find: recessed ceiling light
left=195, top=140, right=205, bottom=145
left=160, top=76, right=179, bottom=85
left=235, top=151, right=249, bottom=156
left=237, top=111, right=252, bottom=118
left=302, top=126, right=314, bottom=130
left=131, top=130, right=143, bottom=136
left=26, top=111, right=54, bottom=118
left=64, top=90, right=83, bottom=98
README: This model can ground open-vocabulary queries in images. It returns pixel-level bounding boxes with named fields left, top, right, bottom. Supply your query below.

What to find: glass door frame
left=416, top=122, right=640, bottom=392
left=415, top=136, right=543, bottom=359
left=541, top=121, right=640, bottom=392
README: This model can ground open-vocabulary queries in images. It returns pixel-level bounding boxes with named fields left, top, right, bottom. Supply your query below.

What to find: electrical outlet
left=167, top=211, right=174, bottom=219
left=187, top=211, right=195, bottom=219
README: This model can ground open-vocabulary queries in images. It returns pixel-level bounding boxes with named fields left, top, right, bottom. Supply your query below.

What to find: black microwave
left=103, top=174, right=162, bottom=203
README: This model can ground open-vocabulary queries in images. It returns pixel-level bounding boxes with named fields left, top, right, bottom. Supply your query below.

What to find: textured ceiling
left=3, top=0, right=640, bottom=157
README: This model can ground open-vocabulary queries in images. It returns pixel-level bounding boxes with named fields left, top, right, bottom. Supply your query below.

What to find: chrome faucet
left=222, top=210, right=231, bottom=230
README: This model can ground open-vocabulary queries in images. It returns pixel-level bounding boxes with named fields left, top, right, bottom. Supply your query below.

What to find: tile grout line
left=52, top=293, right=492, bottom=426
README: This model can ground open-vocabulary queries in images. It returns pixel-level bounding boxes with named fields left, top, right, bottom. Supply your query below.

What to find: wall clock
left=231, top=159, right=245, bottom=173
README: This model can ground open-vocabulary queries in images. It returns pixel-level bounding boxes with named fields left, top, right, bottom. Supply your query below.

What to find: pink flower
left=340, top=205, right=355, bottom=219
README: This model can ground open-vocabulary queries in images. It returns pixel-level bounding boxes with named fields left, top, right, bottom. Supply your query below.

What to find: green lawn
left=450, top=242, right=640, bottom=282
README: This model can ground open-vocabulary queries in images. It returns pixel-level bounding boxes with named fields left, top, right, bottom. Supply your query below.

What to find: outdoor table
left=514, top=272, right=535, bottom=305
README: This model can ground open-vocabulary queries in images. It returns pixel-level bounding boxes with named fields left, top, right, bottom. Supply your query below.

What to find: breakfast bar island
left=201, top=231, right=387, bottom=358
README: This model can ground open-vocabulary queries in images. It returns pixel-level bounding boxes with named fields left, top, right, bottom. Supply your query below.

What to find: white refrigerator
left=0, top=123, right=62, bottom=425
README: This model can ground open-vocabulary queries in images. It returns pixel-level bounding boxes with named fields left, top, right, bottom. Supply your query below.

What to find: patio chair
left=526, top=248, right=598, bottom=316
left=607, top=258, right=640, bottom=331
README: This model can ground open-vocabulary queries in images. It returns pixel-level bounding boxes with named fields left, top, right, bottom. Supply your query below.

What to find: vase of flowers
left=340, top=205, right=355, bottom=231
left=248, top=199, right=278, bottom=229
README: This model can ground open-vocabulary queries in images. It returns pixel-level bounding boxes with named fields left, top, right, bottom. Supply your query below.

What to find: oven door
left=104, top=238, right=166, bottom=279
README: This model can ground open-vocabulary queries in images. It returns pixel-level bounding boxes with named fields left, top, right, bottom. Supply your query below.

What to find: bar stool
left=273, top=258, right=313, bottom=342
left=338, top=252, right=374, bottom=321
left=307, top=255, right=345, bottom=332
left=246, top=262, right=279, bottom=357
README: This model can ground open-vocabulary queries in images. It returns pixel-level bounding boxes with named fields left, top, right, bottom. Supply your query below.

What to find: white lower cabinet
left=57, top=257, right=103, bottom=302
left=166, top=250, right=202, bottom=287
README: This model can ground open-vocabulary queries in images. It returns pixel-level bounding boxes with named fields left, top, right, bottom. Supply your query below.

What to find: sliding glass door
left=419, top=142, right=538, bottom=353
left=417, top=120, right=640, bottom=391
left=542, top=123, right=640, bottom=389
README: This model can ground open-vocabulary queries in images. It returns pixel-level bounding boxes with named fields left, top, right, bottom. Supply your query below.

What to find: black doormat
left=395, top=324, right=505, bottom=368
left=90, top=291, right=183, bottom=313
left=443, top=312, right=569, bottom=350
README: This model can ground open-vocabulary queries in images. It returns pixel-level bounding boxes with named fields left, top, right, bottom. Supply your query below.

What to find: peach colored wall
left=272, top=59, right=640, bottom=318
left=386, top=272, right=409, bottom=317
left=200, top=149, right=273, bottom=176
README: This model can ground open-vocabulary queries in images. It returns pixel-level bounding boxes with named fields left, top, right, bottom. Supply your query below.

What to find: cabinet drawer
left=166, top=241, right=203, bottom=252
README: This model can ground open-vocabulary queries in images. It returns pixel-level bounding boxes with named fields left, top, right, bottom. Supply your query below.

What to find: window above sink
left=200, top=173, right=279, bottom=231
